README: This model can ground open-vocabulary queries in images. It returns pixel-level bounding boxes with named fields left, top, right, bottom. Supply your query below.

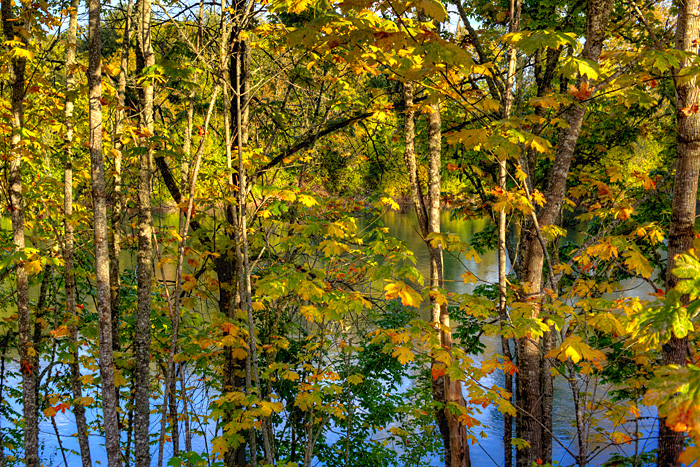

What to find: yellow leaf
left=12, top=48, right=34, bottom=61
left=50, top=325, right=70, bottom=338
left=347, top=374, right=363, bottom=384
left=611, top=432, right=632, bottom=444
left=24, top=260, right=43, bottom=275
left=212, top=437, right=229, bottom=459
left=43, top=407, right=57, bottom=417
left=114, top=371, right=126, bottom=388
left=552, top=263, right=573, bottom=275
left=288, top=0, right=311, bottom=14
left=546, top=336, right=607, bottom=369
left=392, top=346, right=414, bottom=364
left=298, top=193, right=317, bottom=207
left=182, top=274, right=197, bottom=292
left=74, top=396, right=95, bottom=406
left=384, top=281, right=422, bottom=307
left=415, top=0, right=447, bottom=22
left=461, top=271, right=477, bottom=284
left=170, top=229, right=183, bottom=242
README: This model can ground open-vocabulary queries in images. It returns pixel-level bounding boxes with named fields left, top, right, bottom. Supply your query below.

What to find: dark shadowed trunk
left=659, top=1, right=700, bottom=465
left=515, top=1, right=614, bottom=466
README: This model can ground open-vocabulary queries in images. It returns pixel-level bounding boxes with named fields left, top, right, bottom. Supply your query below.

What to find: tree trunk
left=515, top=1, right=613, bottom=465
left=64, top=1, right=92, bottom=465
left=659, top=1, right=700, bottom=465
left=404, top=83, right=470, bottom=467
left=500, top=2, right=520, bottom=465
left=134, top=0, right=155, bottom=464
left=88, top=0, right=121, bottom=465
left=1, top=2, right=38, bottom=466
left=110, top=0, right=134, bottom=355
left=225, top=5, right=253, bottom=464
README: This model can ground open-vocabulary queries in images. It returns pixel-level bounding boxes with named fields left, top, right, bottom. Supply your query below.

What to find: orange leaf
left=681, top=103, right=699, bottom=116
left=568, top=81, right=593, bottom=100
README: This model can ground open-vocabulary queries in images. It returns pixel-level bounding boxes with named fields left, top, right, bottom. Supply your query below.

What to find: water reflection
left=2, top=208, right=658, bottom=466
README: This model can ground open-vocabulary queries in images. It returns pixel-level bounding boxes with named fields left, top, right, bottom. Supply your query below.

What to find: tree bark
left=1, top=2, right=38, bottom=465
left=404, top=83, right=470, bottom=467
left=110, top=0, right=134, bottom=355
left=515, top=1, right=613, bottom=465
left=64, top=1, right=92, bottom=465
left=134, top=0, right=155, bottom=464
left=88, top=0, right=121, bottom=465
left=500, top=2, right=520, bottom=465
left=225, top=4, right=254, bottom=464
left=659, top=1, right=700, bottom=465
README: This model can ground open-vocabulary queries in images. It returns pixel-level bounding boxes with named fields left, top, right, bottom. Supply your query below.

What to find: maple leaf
left=384, top=281, right=422, bottom=307
left=545, top=335, right=606, bottom=369
left=392, top=346, right=414, bottom=364
left=645, top=364, right=700, bottom=434
left=568, top=81, right=593, bottom=100
left=679, top=446, right=700, bottom=466
left=681, top=103, right=700, bottom=116
left=181, top=273, right=197, bottom=292
left=431, top=364, right=446, bottom=380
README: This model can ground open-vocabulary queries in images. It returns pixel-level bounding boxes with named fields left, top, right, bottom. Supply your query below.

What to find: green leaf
left=673, top=251, right=700, bottom=300
left=559, top=56, right=600, bottom=80
left=502, top=30, right=578, bottom=55
left=634, top=291, right=692, bottom=345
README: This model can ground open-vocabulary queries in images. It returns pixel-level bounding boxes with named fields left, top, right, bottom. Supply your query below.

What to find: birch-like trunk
left=1, top=2, right=37, bottom=465
left=88, top=0, right=121, bottom=464
left=404, top=83, right=470, bottom=467
left=64, top=1, right=92, bottom=465
left=499, top=2, right=520, bottom=465
left=110, top=0, right=134, bottom=354
left=659, top=1, right=700, bottom=465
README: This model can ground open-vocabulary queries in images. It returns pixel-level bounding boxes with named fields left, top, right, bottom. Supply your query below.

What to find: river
left=2, top=209, right=657, bottom=466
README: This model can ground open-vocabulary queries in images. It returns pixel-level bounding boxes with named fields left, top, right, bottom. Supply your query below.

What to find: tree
left=1, top=0, right=38, bottom=465
left=659, top=0, right=700, bottom=464
left=88, top=0, right=121, bottom=465
left=515, top=1, right=614, bottom=464
left=134, top=0, right=155, bottom=464
left=64, top=0, right=92, bottom=464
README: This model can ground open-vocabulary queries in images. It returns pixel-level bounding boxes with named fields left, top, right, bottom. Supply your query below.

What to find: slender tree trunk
left=64, top=1, right=92, bottom=465
left=134, top=0, right=155, bottom=464
left=232, top=23, right=274, bottom=462
left=169, top=374, right=180, bottom=456
left=88, top=0, right=121, bottom=465
left=500, top=2, right=520, bottom=465
left=515, top=1, right=613, bottom=466
left=225, top=5, right=253, bottom=464
left=1, top=2, right=37, bottom=466
left=110, top=0, right=134, bottom=354
left=180, top=363, right=193, bottom=454
left=659, top=1, right=700, bottom=465
left=404, top=83, right=470, bottom=467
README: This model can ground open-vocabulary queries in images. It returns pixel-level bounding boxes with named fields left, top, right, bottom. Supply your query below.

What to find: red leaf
left=431, top=366, right=446, bottom=380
